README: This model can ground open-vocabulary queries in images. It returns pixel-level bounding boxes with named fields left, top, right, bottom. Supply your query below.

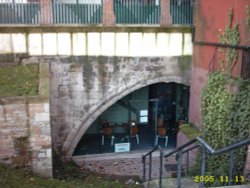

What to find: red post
left=160, top=0, right=172, bottom=26
left=40, top=0, right=53, bottom=24
left=103, top=0, right=116, bottom=26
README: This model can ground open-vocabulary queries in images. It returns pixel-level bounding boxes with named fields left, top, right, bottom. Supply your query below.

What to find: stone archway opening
left=73, top=82, right=190, bottom=156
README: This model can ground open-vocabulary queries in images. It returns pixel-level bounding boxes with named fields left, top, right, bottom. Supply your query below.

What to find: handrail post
left=200, top=146, right=206, bottom=188
left=142, top=156, right=146, bottom=181
left=228, top=150, right=234, bottom=186
left=159, top=150, right=163, bottom=188
left=177, top=150, right=182, bottom=188
left=186, top=151, right=189, bottom=176
left=149, top=153, right=152, bottom=181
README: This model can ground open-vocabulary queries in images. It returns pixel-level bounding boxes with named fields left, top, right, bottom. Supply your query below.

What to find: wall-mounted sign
left=115, top=143, right=130, bottom=153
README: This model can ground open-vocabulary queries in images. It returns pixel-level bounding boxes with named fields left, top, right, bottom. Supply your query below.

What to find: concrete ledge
left=0, top=25, right=192, bottom=33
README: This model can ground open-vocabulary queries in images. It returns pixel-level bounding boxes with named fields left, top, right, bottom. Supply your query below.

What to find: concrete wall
left=0, top=30, right=192, bottom=57
left=0, top=63, right=52, bottom=178
left=24, top=55, right=192, bottom=158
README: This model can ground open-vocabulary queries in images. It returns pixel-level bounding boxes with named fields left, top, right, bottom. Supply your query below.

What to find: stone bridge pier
left=46, top=55, right=192, bottom=158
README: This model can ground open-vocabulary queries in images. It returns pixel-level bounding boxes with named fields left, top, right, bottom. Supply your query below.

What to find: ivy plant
left=194, top=9, right=250, bottom=186
left=247, top=5, right=250, bottom=32
left=219, top=9, right=240, bottom=73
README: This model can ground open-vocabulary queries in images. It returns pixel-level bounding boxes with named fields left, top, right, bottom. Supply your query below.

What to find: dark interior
left=73, top=82, right=189, bottom=156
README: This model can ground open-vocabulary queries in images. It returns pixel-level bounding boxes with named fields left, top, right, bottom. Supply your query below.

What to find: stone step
left=143, top=178, right=250, bottom=188
left=210, top=185, right=250, bottom=188
left=143, top=178, right=199, bottom=188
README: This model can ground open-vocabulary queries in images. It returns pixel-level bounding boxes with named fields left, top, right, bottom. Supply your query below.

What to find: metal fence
left=114, top=0, right=161, bottom=24
left=0, top=0, right=102, bottom=24
left=0, top=0, right=40, bottom=24
left=170, top=0, right=194, bottom=25
left=0, top=0, right=194, bottom=25
left=52, top=1, right=102, bottom=24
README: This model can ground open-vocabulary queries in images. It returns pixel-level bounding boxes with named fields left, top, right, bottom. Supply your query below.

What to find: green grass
left=0, top=64, right=39, bottom=97
left=179, top=123, right=201, bottom=139
left=0, top=161, right=143, bottom=188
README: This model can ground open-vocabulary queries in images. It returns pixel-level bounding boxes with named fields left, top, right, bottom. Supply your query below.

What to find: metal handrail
left=196, top=137, right=250, bottom=155
left=164, top=138, right=197, bottom=158
left=142, top=136, right=250, bottom=188
left=142, top=145, right=164, bottom=187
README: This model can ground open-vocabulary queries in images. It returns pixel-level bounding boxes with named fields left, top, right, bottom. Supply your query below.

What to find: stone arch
left=64, top=76, right=190, bottom=157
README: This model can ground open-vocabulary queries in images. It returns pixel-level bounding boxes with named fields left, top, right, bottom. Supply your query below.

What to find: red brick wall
left=188, top=67, right=208, bottom=127
left=0, top=98, right=52, bottom=178
left=190, top=0, right=250, bottom=176
left=193, top=0, right=250, bottom=74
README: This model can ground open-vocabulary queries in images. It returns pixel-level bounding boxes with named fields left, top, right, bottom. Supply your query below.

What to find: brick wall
left=0, top=63, right=52, bottom=178
left=0, top=98, right=52, bottom=177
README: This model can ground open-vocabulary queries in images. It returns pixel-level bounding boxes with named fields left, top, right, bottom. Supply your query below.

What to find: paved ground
left=73, top=148, right=178, bottom=179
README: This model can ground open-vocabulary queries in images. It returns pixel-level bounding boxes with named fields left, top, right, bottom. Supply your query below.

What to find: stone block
left=0, top=34, right=12, bottom=53
left=39, top=77, right=50, bottom=97
left=29, top=104, right=44, bottom=113
left=101, top=33, right=115, bottom=56
left=72, top=33, right=86, bottom=56
left=46, top=149, right=52, bottom=158
left=28, top=34, right=42, bottom=55
left=11, top=33, right=27, bottom=53
left=44, top=103, right=50, bottom=113
left=34, top=113, right=50, bottom=122
left=57, top=33, right=71, bottom=55
left=38, top=152, right=46, bottom=158
left=43, top=33, right=57, bottom=55
left=87, top=33, right=101, bottom=56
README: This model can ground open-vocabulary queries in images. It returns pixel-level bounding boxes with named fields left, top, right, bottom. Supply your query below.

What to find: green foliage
left=179, top=123, right=201, bottom=140
left=219, top=10, right=240, bottom=73
left=200, top=72, right=250, bottom=186
left=247, top=5, right=250, bottom=32
left=0, top=64, right=39, bottom=97
left=0, top=162, right=143, bottom=188
left=201, top=72, right=233, bottom=149
left=195, top=10, right=250, bottom=186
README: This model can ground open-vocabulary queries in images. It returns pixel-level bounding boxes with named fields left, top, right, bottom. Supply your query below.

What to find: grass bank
left=0, top=160, right=143, bottom=188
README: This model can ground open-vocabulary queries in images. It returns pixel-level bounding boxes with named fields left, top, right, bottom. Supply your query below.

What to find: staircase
left=144, top=178, right=250, bottom=188
left=144, top=178, right=199, bottom=188
left=142, top=137, right=250, bottom=188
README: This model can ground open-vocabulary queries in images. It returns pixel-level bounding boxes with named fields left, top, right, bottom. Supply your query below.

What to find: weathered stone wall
left=0, top=63, right=52, bottom=178
left=0, top=98, right=52, bottom=177
left=32, top=55, right=193, bottom=157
